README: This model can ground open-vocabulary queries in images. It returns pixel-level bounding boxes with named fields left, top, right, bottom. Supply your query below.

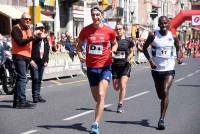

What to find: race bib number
left=89, top=45, right=103, bottom=55
left=113, top=51, right=126, bottom=59
left=156, top=47, right=172, bottom=58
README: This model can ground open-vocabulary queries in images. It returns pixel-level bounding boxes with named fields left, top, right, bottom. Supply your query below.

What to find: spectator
left=186, top=38, right=192, bottom=56
left=11, top=12, right=37, bottom=108
left=65, top=32, right=76, bottom=61
left=29, top=22, right=50, bottom=103
left=48, top=31, right=56, bottom=52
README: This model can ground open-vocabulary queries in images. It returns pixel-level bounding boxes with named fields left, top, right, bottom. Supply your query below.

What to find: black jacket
left=31, top=37, right=50, bottom=64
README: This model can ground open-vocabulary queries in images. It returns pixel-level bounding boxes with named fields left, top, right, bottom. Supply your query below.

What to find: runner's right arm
left=143, top=32, right=156, bottom=69
left=74, top=39, right=86, bottom=63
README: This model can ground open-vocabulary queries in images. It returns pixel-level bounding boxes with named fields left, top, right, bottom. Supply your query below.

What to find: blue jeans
left=30, top=61, right=44, bottom=98
left=13, top=59, right=29, bottom=104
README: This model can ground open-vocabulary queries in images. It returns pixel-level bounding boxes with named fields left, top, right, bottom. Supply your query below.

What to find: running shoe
left=117, top=103, right=123, bottom=113
left=90, top=122, right=99, bottom=134
left=157, top=118, right=165, bottom=130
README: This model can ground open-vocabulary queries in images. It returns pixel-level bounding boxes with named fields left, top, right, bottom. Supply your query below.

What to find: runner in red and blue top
left=76, top=6, right=118, bottom=134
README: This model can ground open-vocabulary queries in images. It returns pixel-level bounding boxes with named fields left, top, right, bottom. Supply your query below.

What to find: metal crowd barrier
left=43, top=51, right=83, bottom=79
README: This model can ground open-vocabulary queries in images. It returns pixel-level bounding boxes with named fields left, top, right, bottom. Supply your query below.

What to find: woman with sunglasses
left=112, top=22, right=134, bottom=113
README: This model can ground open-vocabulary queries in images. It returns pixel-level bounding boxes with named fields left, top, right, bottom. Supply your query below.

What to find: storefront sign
left=192, top=15, right=200, bottom=26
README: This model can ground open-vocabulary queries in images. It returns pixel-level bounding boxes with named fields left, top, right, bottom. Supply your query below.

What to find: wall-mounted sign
left=192, top=15, right=200, bottom=26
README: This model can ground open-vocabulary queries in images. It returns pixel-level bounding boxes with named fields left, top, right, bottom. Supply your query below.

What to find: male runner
left=143, top=16, right=183, bottom=130
left=76, top=6, right=118, bottom=134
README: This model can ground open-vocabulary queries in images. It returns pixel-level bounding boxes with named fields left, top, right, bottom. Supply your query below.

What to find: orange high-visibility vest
left=12, top=24, right=32, bottom=58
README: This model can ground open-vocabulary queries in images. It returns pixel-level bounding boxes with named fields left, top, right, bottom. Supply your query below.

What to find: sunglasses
left=115, top=28, right=123, bottom=31
left=23, top=18, right=31, bottom=21
left=36, top=27, right=45, bottom=31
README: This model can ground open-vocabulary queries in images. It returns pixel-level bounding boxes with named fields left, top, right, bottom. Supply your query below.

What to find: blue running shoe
left=90, top=122, right=99, bottom=134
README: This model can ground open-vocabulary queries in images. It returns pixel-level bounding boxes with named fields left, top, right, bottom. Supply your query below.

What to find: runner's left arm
left=127, top=40, right=134, bottom=61
left=174, top=36, right=183, bottom=64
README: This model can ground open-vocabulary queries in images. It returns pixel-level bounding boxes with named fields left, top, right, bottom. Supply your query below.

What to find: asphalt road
left=0, top=57, right=199, bottom=134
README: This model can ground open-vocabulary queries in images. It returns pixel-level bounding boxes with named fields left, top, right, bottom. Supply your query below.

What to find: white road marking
left=186, top=73, right=194, bottom=77
left=174, top=69, right=200, bottom=83
left=63, top=91, right=150, bottom=121
left=21, top=130, right=38, bottom=134
left=63, top=110, right=95, bottom=121
left=104, top=104, right=113, bottom=108
left=195, top=69, right=200, bottom=73
left=124, top=91, right=151, bottom=101
left=174, top=77, right=185, bottom=83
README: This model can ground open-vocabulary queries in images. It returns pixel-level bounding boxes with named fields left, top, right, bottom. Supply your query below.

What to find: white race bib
left=89, top=45, right=103, bottom=55
left=156, top=47, right=172, bottom=58
left=113, top=51, right=126, bottom=59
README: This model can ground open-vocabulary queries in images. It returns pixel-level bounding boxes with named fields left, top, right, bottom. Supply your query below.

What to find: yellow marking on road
left=62, top=79, right=88, bottom=85
left=0, top=79, right=87, bottom=101
left=50, top=80, right=62, bottom=85
left=50, top=79, right=87, bottom=86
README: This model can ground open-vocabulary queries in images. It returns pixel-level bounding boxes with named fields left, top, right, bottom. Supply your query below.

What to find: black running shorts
left=112, top=62, right=131, bottom=79
left=151, top=70, right=175, bottom=80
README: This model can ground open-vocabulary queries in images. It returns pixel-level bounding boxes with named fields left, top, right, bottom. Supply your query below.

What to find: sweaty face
left=91, top=10, right=102, bottom=25
left=158, top=18, right=169, bottom=32
left=115, top=25, right=125, bottom=37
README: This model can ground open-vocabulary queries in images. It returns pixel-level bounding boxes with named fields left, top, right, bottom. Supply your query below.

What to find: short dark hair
left=91, top=6, right=103, bottom=14
left=158, top=16, right=169, bottom=22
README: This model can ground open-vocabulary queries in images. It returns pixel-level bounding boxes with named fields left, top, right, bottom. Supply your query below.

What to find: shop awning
left=41, top=14, right=54, bottom=22
left=0, top=5, right=22, bottom=19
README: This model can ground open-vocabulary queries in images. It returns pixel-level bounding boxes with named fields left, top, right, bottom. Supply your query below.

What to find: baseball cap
left=36, top=22, right=44, bottom=28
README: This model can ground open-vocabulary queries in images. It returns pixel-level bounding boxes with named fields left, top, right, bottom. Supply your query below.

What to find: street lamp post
left=32, top=0, right=36, bottom=31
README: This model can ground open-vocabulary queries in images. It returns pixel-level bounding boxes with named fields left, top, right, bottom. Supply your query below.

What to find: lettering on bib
left=113, top=51, right=126, bottom=59
left=155, top=47, right=173, bottom=58
left=89, top=44, right=103, bottom=55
